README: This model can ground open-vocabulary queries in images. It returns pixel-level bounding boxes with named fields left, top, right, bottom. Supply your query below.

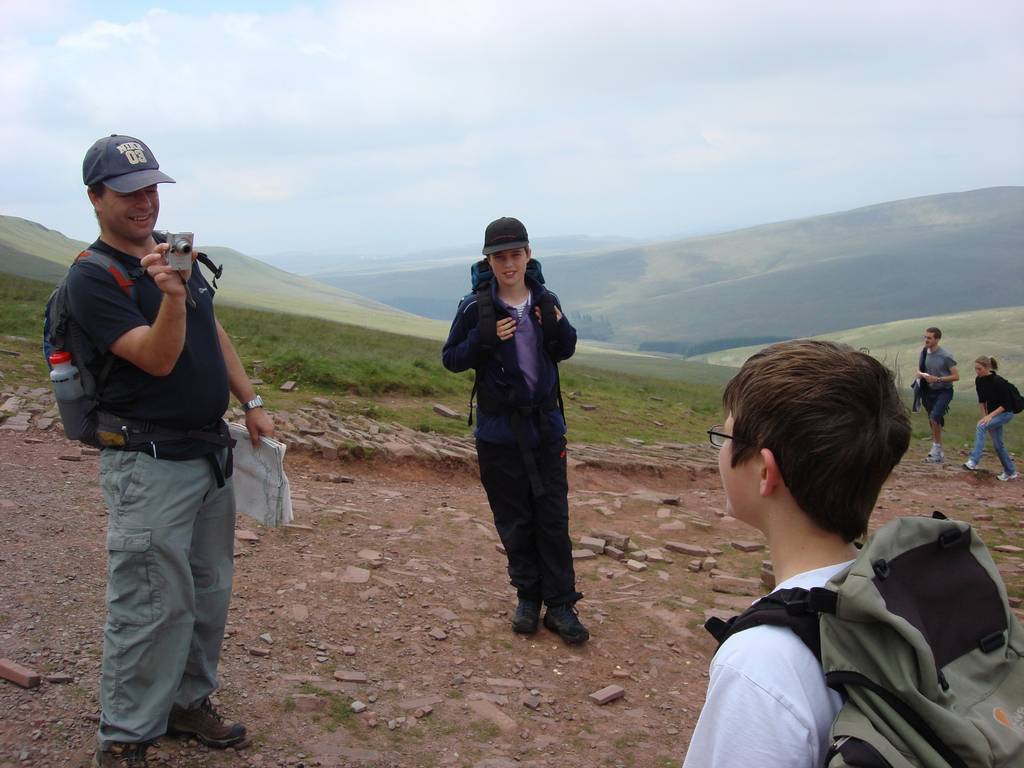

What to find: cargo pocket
left=105, top=529, right=159, bottom=627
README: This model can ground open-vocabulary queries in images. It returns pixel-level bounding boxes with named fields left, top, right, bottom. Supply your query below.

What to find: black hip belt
left=96, top=412, right=236, bottom=487
left=475, top=389, right=560, bottom=418
left=475, top=390, right=560, bottom=499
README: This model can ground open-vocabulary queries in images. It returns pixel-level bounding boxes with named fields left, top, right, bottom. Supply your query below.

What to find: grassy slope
left=0, top=214, right=446, bottom=339
left=695, top=307, right=1024, bottom=456
left=0, top=213, right=733, bottom=382
left=1, top=274, right=722, bottom=445
left=6, top=274, right=1017, bottom=456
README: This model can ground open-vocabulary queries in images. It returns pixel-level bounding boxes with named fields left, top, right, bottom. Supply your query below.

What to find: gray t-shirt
left=924, top=347, right=957, bottom=390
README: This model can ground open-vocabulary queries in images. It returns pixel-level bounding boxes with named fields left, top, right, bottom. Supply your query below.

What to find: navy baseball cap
left=482, top=217, right=529, bottom=255
left=82, top=135, right=175, bottom=193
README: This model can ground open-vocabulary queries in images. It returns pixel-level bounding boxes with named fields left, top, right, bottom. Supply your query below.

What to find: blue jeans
left=969, top=412, right=1016, bottom=474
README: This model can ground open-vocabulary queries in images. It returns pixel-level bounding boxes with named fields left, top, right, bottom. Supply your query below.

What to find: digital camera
left=157, top=231, right=194, bottom=271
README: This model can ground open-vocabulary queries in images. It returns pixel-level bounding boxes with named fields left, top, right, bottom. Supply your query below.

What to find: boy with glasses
left=683, top=340, right=910, bottom=767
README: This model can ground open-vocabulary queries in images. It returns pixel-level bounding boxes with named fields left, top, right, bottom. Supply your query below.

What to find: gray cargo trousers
left=97, top=448, right=235, bottom=750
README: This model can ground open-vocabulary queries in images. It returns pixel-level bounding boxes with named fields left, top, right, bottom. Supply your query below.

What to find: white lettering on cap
left=116, top=142, right=148, bottom=166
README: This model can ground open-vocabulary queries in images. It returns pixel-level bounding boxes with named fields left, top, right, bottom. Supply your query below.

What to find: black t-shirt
left=975, top=373, right=1014, bottom=414
left=65, top=239, right=230, bottom=459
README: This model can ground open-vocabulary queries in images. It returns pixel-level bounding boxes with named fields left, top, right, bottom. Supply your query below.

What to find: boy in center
left=442, top=217, right=588, bottom=644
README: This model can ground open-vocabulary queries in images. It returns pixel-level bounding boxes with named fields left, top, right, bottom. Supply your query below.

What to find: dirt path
left=1, top=419, right=1022, bottom=768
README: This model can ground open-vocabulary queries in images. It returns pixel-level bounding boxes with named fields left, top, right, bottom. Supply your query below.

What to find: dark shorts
left=923, top=388, right=953, bottom=426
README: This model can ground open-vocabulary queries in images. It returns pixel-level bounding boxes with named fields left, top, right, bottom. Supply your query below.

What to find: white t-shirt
left=682, top=561, right=853, bottom=768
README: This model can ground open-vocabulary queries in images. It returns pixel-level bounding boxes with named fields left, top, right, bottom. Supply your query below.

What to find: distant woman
left=963, top=356, right=1018, bottom=481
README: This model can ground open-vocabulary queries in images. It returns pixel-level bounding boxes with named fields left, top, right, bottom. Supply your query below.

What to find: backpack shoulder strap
left=536, top=291, right=560, bottom=359
left=704, top=587, right=829, bottom=661
left=74, top=248, right=137, bottom=296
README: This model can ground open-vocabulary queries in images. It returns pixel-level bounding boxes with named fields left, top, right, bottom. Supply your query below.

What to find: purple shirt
left=501, top=293, right=539, bottom=396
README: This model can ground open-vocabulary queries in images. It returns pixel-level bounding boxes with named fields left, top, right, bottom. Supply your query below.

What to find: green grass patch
left=7, top=272, right=1020, bottom=452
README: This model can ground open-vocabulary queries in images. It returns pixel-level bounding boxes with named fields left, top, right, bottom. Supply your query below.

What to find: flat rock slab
left=432, top=404, right=461, bottom=419
left=466, top=699, right=518, bottom=733
left=334, top=670, right=369, bottom=684
left=572, top=549, right=598, bottom=560
left=731, top=540, right=766, bottom=553
left=0, top=659, right=41, bottom=689
left=578, top=536, right=606, bottom=553
left=235, top=530, right=260, bottom=542
left=665, top=541, right=710, bottom=557
left=710, top=573, right=762, bottom=596
left=486, top=677, right=525, bottom=689
left=340, top=566, right=371, bottom=583
left=398, top=695, right=444, bottom=710
left=589, top=684, right=625, bottom=705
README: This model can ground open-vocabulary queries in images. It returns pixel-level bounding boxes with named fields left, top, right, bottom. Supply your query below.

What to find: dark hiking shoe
left=511, top=599, right=541, bottom=634
left=93, top=742, right=150, bottom=767
left=167, top=698, right=247, bottom=749
left=543, top=603, right=590, bottom=644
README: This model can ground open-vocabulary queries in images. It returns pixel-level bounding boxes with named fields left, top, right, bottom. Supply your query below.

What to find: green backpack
left=706, top=513, right=1024, bottom=767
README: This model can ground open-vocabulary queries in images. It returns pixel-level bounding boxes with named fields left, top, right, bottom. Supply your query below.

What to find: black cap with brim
left=83, top=134, right=175, bottom=193
left=482, top=238, right=529, bottom=256
left=482, top=216, right=529, bottom=255
left=102, top=168, right=175, bottom=193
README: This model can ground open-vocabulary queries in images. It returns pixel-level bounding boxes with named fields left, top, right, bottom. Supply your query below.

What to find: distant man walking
left=67, top=135, right=273, bottom=766
left=916, top=326, right=958, bottom=463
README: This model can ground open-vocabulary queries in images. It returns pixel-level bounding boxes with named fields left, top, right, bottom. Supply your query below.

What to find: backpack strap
left=74, top=248, right=141, bottom=398
left=704, top=587, right=833, bottom=661
left=75, top=248, right=137, bottom=296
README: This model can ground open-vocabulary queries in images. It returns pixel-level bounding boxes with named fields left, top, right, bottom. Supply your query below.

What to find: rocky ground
left=1, top=383, right=1023, bottom=768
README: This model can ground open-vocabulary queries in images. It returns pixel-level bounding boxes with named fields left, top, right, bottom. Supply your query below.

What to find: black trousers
left=476, top=437, right=580, bottom=606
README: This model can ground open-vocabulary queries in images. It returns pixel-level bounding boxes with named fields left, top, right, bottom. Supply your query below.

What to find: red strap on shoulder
left=106, top=265, right=135, bottom=295
left=74, top=248, right=136, bottom=296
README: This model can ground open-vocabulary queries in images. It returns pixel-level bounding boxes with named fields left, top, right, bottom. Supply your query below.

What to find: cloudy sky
left=2, top=0, right=1022, bottom=259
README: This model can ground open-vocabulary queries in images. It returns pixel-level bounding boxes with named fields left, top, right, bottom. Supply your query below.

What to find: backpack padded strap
left=704, top=587, right=823, bottom=660
left=475, top=286, right=498, bottom=352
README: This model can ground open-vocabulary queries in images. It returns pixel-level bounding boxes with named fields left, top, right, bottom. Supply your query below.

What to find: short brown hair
left=723, top=340, right=910, bottom=541
left=926, top=326, right=942, bottom=339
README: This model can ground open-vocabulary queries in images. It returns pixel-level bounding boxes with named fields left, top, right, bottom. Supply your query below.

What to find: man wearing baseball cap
left=67, top=135, right=273, bottom=766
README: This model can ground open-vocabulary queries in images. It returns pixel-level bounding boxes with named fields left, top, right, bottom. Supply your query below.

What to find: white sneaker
left=997, top=471, right=1020, bottom=482
left=924, top=453, right=944, bottom=464
left=963, top=459, right=978, bottom=471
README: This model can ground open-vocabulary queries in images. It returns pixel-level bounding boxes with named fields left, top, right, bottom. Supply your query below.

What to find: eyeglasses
left=707, top=425, right=738, bottom=448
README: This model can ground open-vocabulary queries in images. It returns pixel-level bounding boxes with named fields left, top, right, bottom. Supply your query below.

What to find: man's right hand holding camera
left=109, top=243, right=189, bottom=376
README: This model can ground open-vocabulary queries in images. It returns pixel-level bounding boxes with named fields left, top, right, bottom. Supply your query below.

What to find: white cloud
left=0, top=0, right=1021, bottom=254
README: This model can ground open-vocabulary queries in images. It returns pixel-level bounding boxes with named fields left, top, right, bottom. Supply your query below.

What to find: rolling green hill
left=0, top=213, right=734, bottom=385
left=318, top=187, right=1024, bottom=349
left=0, top=214, right=445, bottom=339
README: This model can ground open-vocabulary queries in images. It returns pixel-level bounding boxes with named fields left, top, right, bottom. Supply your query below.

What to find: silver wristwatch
left=243, top=395, right=264, bottom=412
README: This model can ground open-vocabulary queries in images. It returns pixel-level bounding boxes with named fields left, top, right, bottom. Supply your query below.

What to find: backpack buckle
left=872, top=558, right=891, bottom=580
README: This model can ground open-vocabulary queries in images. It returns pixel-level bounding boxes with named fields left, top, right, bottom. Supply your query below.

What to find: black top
left=65, top=239, right=229, bottom=459
left=975, top=373, right=1014, bottom=414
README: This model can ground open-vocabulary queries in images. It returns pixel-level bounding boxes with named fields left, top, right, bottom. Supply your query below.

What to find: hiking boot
left=543, top=603, right=590, bottom=645
left=167, top=698, right=247, bottom=749
left=997, top=471, right=1020, bottom=482
left=93, top=742, right=150, bottom=767
left=963, top=459, right=978, bottom=471
left=511, top=598, right=541, bottom=634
